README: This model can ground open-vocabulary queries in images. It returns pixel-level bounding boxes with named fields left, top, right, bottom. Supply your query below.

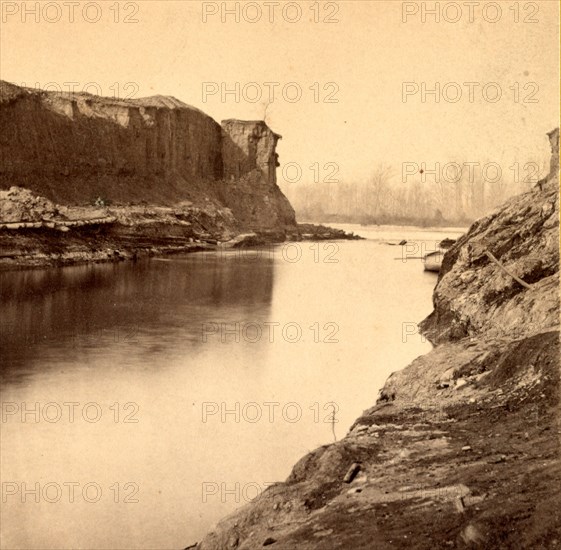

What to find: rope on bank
left=485, top=250, right=532, bottom=290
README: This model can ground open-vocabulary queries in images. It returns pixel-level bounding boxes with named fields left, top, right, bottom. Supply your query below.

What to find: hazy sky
left=1, top=0, right=559, bottom=189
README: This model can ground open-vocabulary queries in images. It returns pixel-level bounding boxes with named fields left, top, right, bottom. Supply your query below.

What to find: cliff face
left=219, top=120, right=296, bottom=228
left=222, top=119, right=280, bottom=185
left=194, top=130, right=560, bottom=549
left=0, top=81, right=295, bottom=229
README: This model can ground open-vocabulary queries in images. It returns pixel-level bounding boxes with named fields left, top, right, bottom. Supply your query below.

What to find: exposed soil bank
left=0, top=81, right=295, bottom=229
left=192, top=131, right=560, bottom=550
left=0, top=82, right=360, bottom=270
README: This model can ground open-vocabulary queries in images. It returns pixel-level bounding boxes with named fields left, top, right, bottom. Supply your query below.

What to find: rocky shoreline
left=191, top=131, right=560, bottom=550
left=0, top=187, right=361, bottom=271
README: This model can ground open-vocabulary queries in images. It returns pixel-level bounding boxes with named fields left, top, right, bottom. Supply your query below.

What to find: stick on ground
left=485, top=250, right=532, bottom=290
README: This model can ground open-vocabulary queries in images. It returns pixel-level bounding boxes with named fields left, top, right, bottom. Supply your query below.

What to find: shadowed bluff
left=0, top=81, right=295, bottom=229
left=0, top=81, right=343, bottom=269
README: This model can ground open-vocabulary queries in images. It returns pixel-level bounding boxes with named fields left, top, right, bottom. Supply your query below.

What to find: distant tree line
left=283, top=160, right=547, bottom=226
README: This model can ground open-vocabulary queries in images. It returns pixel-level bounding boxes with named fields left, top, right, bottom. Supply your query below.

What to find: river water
left=0, top=225, right=465, bottom=549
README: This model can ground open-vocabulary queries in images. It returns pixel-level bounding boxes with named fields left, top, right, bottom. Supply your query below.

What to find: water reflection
left=0, top=254, right=275, bottom=383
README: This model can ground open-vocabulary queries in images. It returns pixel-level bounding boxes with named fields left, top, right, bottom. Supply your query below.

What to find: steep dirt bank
left=0, top=81, right=361, bottom=269
left=193, top=131, right=560, bottom=550
left=0, top=81, right=294, bottom=229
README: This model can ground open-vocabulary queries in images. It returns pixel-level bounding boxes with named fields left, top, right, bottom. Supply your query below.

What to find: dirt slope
left=0, top=81, right=295, bottom=229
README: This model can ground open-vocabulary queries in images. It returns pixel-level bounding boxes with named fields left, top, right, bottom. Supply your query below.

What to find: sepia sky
left=1, top=0, right=559, bottom=187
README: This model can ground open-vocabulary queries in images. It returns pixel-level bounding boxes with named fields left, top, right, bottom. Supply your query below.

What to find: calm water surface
left=0, top=225, right=464, bottom=549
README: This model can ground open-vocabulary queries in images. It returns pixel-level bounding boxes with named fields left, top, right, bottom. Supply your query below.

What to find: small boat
left=423, top=250, right=445, bottom=272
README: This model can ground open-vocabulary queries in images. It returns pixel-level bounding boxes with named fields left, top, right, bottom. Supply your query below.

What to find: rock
left=222, top=233, right=259, bottom=248
left=352, top=425, right=368, bottom=435
left=262, top=537, right=276, bottom=546
left=455, top=378, right=467, bottom=389
left=459, top=271, right=476, bottom=284
left=292, top=223, right=362, bottom=241
left=439, top=238, right=456, bottom=249
left=460, top=524, right=486, bottom=545
left=0, top=186, right=57, bottom=223
left=541, top=201, right=555, bottom=218
left=420, top=128, right=559, bottom=345
left=343, top=463, right=361, bottom=483
left=313, top=528, right=334, bottom=537
left=0, top=81, right=295, bottom=230
left=461, top=446, right=472, bottom=452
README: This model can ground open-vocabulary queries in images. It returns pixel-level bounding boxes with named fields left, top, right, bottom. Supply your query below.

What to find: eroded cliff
left=194, top=130, right=560, bottom=549
left=220, top=120, right=295, bottom=228
left=0, top=81, right=302, bottom=268
left=0, top=80, right=295, bottom=227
